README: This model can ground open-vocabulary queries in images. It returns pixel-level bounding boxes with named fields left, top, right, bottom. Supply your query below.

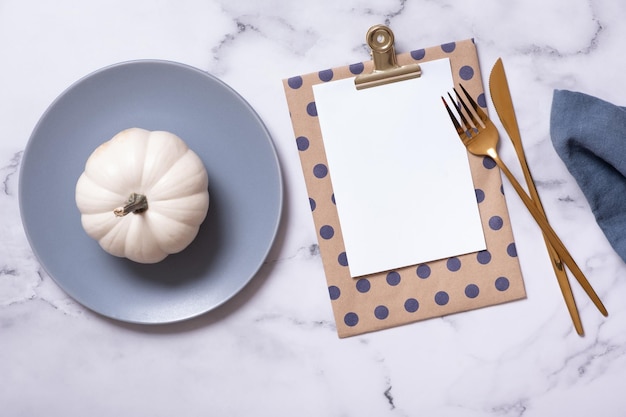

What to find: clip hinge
left=355, top=24, right=421, bottom=90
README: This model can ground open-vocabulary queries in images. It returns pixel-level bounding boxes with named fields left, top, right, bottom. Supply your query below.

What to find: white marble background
left=3, top=0, right=626, bottom=415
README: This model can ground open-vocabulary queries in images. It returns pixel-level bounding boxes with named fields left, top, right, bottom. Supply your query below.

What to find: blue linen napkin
left=550, top=89, right=626, bottom=263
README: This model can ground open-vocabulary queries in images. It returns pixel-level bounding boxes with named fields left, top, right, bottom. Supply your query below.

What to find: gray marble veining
left=3, top=0, right=626, bottom=415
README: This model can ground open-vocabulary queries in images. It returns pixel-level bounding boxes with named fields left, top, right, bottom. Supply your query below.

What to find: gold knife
left=488, top=58, right=586, bottom=335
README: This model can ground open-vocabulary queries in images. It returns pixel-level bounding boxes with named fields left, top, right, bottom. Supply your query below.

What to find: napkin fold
left=550, top=89, right=626, bottom=262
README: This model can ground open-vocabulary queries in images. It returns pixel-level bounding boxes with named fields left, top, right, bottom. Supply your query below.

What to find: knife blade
left=488, top=58, right=585, bottom=336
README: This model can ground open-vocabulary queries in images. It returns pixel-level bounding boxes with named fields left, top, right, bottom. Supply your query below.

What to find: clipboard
left=282, top=25, right=526, bottom=338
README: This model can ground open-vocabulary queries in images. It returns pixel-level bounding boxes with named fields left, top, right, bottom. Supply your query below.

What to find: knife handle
left=491, top=154, right=608, bottom=319
left=509, top=138, right=585, bottom=334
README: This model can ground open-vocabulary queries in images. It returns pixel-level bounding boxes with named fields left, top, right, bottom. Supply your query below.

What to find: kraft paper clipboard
left=282, top=25, right=526, bottom=338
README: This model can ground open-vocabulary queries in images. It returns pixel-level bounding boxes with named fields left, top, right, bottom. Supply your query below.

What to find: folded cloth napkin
left=550, top=89, right=626, bottom=263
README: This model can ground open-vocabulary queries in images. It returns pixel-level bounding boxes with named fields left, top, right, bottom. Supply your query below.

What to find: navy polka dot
left=459, top=65, right=474, bottom=80
left=309, top=197, right=316, bottom=211
left=446, top=257, right=461, bottom=272
left=296, top=136, right=309, bottom=151
left=338, top=252, right=348, bottom=266
left=489, top=216, right=504, bottom=230
left=465, top=284, right=480, bottom=299
left=313, top=163, right=328, bottom=178
left=477, top=93, right=487, bottom=108
left=483, top=157, right=497, bottom=169
left=411, top=49, right=426, bottom=60
left=320, top=225, right=334, bottom=239
left=344, top=312, right=359, bottom=327
left=441, top=42, right=456, bottom=53
left=404, top=298, right=419, bottom=313
left=495, top=276, right=510, bottom=291
left=507, top=243, right=518, bottom=257
left=374, top=305, right=389, bottom=320
left=386, top=271, right=401, bottom=286
left=287, top=76, right=303, bottom=89
left=306, top=102, right=317, bottom=117
left=319, top=69, right=333, bottom=82
left=356, top=278, right=371, bottom=293
left=331, top=194, right=336, bottom=205
left=329, top=285, right=340, bottom=300
left=349, top=62, right=364, bottom=75
left=501, top=184, right=505, bottom=195
left=435, top=291, right=450, bottom=306
left=475, top=188, right=485, bottom=203
left=416, top=264, right=431, bottom=279
left=477, top=250, right=492, bottom=265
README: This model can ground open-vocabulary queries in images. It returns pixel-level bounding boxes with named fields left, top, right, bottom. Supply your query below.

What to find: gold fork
left=442, top=85, right=608, bottom=321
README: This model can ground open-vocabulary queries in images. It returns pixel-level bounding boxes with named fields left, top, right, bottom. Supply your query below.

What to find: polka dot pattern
left=489, top=216, right=504, bottom=230
left=416, top=264, right=431, bottom=279
left=404, top=298, right=419, bottom=313
left=386, top=271, right=401, bottom=286
left=349, top=62, right=364, bottom=75
left=435, top=291, right=450, bottom=306
left=483, top=157, right=497, bottom=169
left=338, top=252, right=348, bottom=266
left=320, top=225, right=334, bottom=239
left=287, top=76, right=303, bottom=89
left=475, top=188, right=485, bottom=203
left=313, top=163, right=328, bottom=178
left=507, top=243, right=518, bottom=257
left=282, top=38, right=526, bottom=338
left=465, top=284, right=480, bottom=298
left=344, top=312, right=359, bottom=327
left=319, top=69, right=333, bottom=82
left=459, top=65, right=474, bottom=80
left=306, top=102, right=317, bottom=117
left=495, top=277, right=510, bottom=291
left=477, top=93, right=487, bottom=108
left=446, top=257, right=461, bottom=272
left=441, top=42, right=456, bottom=53
left=296, top=136, right=309, bottom=151
left=477, top=250, right=492, bottom=265
left=375, top=305, right=389, bottom=320
left=411, top=49, right=426, bottom=60
left=356, top=278, right=370, bottom=293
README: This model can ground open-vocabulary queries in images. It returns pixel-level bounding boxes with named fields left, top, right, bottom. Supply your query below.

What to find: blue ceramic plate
left=19, top=60, right=283, bottom=324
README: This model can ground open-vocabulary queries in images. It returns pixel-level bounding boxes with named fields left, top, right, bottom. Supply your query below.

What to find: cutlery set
left=442, top=59, right=608, bottom=335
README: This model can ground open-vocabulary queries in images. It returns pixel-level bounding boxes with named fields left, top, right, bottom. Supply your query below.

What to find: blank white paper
left=312, top=58, right=486, bottom=277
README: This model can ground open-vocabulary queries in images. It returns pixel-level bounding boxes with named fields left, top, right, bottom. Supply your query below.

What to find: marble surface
left=2, top=1, right=626, bottom=415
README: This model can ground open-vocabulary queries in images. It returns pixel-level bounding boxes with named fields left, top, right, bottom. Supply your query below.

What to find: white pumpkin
left=75, top=128, right=209, bottom=263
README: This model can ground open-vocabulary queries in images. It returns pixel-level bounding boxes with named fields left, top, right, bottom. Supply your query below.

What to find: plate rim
left=18, top=59, right=284, bottom=324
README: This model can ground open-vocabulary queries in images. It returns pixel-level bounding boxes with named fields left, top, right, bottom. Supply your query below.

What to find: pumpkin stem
left=113, top=193, right=149, bottom=217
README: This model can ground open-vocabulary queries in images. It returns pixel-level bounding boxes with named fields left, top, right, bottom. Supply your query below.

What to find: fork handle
left=489, top=151, right=608, bottom=317
left=511, top=143, right=583, bottom=334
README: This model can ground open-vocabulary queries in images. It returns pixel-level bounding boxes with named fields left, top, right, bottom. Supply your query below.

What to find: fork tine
left=441, top=96, right=466, bottom=137
left=453, top=87, right=481, bottom=129
left=459, top=84, right=488, bottom=123
left=446, top=92, right=472, bottom=130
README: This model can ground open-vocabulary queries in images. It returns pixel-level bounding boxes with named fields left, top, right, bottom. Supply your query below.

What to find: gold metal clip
left=355, top=24, right=422, bottom=90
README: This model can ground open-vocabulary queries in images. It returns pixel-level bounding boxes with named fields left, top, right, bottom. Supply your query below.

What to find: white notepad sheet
left=312, top=58, right=486, bottom=277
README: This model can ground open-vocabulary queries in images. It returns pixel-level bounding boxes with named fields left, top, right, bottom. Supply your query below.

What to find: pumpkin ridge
left=100, top=217, right=132, bottom=256
left=84, top=128, right=150, bottom=195
left=145, top=211, right=198, bottom=254
left=147, top=149, right=193, bottom=189
left=81, top=170, right=130, bottom=199
left=76, top=173, right=129, bottom=215
left=139, top=131, right=188, bottom=190
left=149, top=193, right=209, bottom=225
left=148, top=158, right=208, bottom=200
